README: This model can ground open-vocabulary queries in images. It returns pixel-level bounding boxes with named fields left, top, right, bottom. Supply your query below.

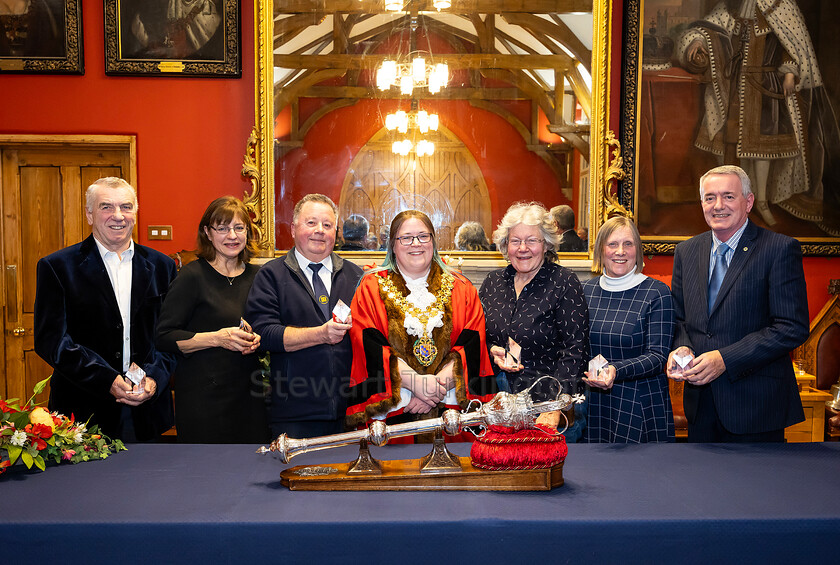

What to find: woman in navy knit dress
left=582, top=216, right=675, bottom=443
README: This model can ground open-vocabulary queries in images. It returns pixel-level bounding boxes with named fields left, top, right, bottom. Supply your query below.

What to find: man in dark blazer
left=34, top=177, right=177, bottom=442
left=550, top=205, right=587, bottom=252
left=667, top=165, right=808, bottom=442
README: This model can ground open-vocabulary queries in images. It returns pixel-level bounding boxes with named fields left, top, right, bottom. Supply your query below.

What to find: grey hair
left=292, top=194, right=338, bottom=223
left=699, top=165, right=752, bottom=199
left=454, top=221, right=491, bottom=251
left=85, top=177, right=137, bottom=212
left=549, top=204, right=575, bottom=231
left=492, top=202, right=559, bottom=262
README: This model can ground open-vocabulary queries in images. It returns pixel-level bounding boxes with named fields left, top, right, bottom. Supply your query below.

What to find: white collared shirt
left=709, top=219, right=749, bottom=283
left=95, top=238, right=134, bottom=372
left=294, top=248, right=333, bottom=295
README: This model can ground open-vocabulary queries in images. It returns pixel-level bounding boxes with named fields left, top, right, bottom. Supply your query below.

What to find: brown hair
left=379, top=210, right=449, bottom=274
left=196, top=196, right=258, bottom=263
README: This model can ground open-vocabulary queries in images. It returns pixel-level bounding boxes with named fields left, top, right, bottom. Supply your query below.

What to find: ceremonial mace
left=257, top=385, right=584, bottom=475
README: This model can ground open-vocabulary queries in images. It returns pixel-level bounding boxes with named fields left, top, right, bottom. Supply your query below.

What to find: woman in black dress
left=157, top=197, right=268, bottom=443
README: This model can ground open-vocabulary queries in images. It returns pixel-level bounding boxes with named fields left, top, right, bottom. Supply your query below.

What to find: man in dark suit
left=339, top=214, right=368, bottom=251
left=550, top=205, right=587, bottom=252
left=34, top=177, right=177, bottom=442
left=667, top=165, right=808, bottom=442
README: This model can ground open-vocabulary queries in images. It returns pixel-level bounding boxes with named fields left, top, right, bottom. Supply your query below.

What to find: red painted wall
left=0, top=0, right=255, bottom=255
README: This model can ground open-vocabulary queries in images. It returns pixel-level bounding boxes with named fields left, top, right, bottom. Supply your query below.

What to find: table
left=2, top=443, right=838, bottom=564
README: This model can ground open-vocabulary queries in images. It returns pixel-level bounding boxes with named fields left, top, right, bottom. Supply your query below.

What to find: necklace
left=379, top=271, right=454, bottom=366
left=210, top=260, right=241, bottom=286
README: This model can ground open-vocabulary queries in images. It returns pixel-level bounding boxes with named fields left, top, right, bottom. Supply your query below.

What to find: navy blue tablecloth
left=2, top=442, right=838, bottom=564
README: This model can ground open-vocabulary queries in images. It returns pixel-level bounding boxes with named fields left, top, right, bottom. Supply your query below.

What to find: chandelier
left=385, top=0, right=450, bottom=11
left=385, top=110, right=439, bottom=134
left=386, top=108, right=439, bottom=156
left=376, top=55, right=448, bottom=95
left=392, top=138, right=435, bottom=157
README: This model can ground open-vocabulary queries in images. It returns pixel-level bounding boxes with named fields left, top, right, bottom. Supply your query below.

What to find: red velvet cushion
left=470, top=425, right=567, bottom=470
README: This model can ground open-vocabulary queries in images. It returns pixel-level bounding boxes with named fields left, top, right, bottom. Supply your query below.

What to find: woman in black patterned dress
left=479, top=202, right=589, bottom=436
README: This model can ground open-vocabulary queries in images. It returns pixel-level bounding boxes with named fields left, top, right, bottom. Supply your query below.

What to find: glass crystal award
left=125, top=362, right=146, bottom=394
left=332, top=299, right=351, bottom=324
left=588, top=354, right=608, bottom=378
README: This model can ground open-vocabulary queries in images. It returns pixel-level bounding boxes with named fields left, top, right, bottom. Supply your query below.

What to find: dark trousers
left=687, top=385, right=785, bottom=443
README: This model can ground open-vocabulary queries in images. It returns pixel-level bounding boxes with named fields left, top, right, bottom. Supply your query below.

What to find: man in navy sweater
left=246, top=194, right=363, bottom=439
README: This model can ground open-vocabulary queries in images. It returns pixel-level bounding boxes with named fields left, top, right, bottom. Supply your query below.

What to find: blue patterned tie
left=309, top=263, right=330, bottom=320
left=708, top=243, right=729, bottom=314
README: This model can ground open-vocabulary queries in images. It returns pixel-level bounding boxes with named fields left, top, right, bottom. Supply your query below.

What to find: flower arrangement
left=1, top=377, right=126, bottom=476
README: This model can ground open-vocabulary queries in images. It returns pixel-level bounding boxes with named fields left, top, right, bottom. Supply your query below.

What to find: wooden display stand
left=785, top=377, right=833, bottom=443
left=280, top=455, right=564, bottom=491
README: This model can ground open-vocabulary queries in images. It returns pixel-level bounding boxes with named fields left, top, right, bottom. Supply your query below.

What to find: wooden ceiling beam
left=301, top=85, right=528, bottom=99
left=502, top=12, right=591, bottom=73
left=274, top=53, right=573, bottom=71
left=276, top=0, right=592, bottom=14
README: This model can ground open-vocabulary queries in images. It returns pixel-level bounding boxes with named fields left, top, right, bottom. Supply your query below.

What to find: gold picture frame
left=104, top=0, right=241, bottom=77
left=0, top=0, right=84, bottom=74
left=619, top=0, right=840, bottom=256
left=244, top=0, right=620, bottom=257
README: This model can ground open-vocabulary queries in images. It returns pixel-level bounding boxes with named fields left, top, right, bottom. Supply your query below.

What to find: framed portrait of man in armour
left=0, top=0, right=83, bottom=74
left=619, top=0, right=840, bottom=256
left=104, top=0, right=240, bottom=77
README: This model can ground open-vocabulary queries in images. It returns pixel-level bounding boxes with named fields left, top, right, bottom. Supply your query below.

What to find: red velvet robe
left=346, top=264, right=496, bottom=427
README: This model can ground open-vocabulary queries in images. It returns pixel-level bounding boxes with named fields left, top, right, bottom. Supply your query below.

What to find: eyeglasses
left=210, top=225, right=247, bottom=235
left=396, top=233, right=432, bottom=246
left=508, top=237, right=544, bottom=248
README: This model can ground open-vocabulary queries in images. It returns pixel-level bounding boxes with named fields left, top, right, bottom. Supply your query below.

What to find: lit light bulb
left=400, top=75, right=413, bottom=95
left=413, top=57, right=426, bottom=83
left=396, top=110, right=408, bottom=133
left=417, top=111, right=429, bottom=133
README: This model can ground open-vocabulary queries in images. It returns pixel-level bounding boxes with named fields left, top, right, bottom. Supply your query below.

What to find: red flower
left=30, top=423, right=53, bottom=440
left=30, top=437, right=47, bottom=451
left=0, top=399, right=18, bottom=414
left=0, top=459, right=11, bottom=475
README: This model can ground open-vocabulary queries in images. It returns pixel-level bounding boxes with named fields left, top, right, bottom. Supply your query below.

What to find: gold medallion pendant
left=413, top=336, right=437, bottom=366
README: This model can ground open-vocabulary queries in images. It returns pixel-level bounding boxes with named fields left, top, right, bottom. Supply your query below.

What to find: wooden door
left=1, top=135, right=136, bottom=405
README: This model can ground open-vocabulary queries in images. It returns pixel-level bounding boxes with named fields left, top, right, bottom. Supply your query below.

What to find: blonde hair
left=591, top=216, right=644, bottom=274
